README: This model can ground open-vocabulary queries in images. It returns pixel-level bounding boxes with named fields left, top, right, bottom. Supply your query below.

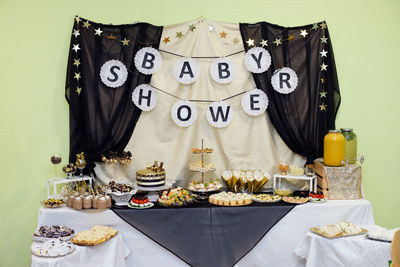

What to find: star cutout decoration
left=76, top=87, right=82, bottom=95
left=188, top=24, right=196, bottom=32
left=320, top=90, right=327, bottom=98
left=260, top=39, right=268, bottom=47
left=319, top=103, right=327, bottom=111
left=108, top=34, right=116, bottom=40
left=320, top=22, right=327, bottom=29
left=300, top=29, right=308, bottom=38
left=287, top=35, right=294, bottom=41
left=233, top=37, right=240, bottom=45
left=72, top=29, right=80, bottom=38
left=121, top=38, right=130, bottom=46
left=320, top=49, right=328, bottom=57
left=273, top=38, right=282, bottom=46
left=73, top=59, right=81, bottom=67
left=312, top=23, right=319, bottom=31
left=163, top=37, right=170, bottom=44
left=321, top=78, right=325, bottom=84
left=220, top=31, right=227, bottom=38
left=320, top=63, right=328, bottom=71
left=83, top=21, right=91, bottom=29
left=246, top=38, right=255, bottom=47
left=208, top=25, right=214, bottom=32
left=320, top=36, right=328, bottom=44
left=74, top=72, right=81, bottom=81
left=94, top=27, right=103, bottom=36
left=75, top=16, right=81, bottom=24
left=72, top=44, right=80, bottom=52
left=176, top=32, right=183, bottom=38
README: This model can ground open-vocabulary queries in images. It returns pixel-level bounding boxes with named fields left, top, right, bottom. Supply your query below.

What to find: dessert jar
left=323, top=130, right=345, bottom=166
left=73, top=196, right=83, bottom=210
left=105, top=195, right=112, bottom=208
left=83, top=195, right=92, bottom=209
left=340, top=128, right=357, bottom=164
left=97, top=196, right=107, bottom=209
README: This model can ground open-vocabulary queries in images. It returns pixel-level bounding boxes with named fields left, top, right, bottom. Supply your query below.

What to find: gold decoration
left=320, top=22, right=327, bottom=29
left=75, top=16, right=81, bottom=23
left=287, top=35, right=294, bottom=41
left=73, top=59, right=81, bottom=67
left=319, top=103, right=327, bottom=111
left=176, top=31, right=183, bottom=38
left=321, top=78, right=325, bottom=84
left=246, top=38, right=255, bottom=47
left=74, top=72, right=81, bottom=81
left=260, top=39, right=268, bottom=47
left=273, top=38, right=282, bottom=46
left=162, top=37, right=170, bottom=44
left=320, top=90, right=327, bottom=98
left=220, top=31, right=227, bottom=38
left=121, top=38, right=130, bottom=46
left=320, top=49, right=328, bottom=57
left=312, top=23, right=319, bottom=31
left=76, top=87, right=82, bottom=95
left=320, top=62, right=328, bottom=71
left=320, top=36, right=328, bottom=43
left=233, top=37, right=240, bottom=45
left=300, top=29, right=308, bottom=38
left=188, top=24, right=196, bottom=31
left=72, top=29, right=80, bottom=38
left=94, top=27, right=103, bottom=36
left=83, top=21, right=91, bottom=29
left=107, top=34, right=116, bottom=40
left=72, top=44, right=80, bottom=52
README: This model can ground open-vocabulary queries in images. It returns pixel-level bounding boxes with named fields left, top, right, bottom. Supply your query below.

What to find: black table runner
left=112, top=201, right=295, bottom=267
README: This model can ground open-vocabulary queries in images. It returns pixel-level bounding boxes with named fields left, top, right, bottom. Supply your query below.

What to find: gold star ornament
left=320, top=22, right=327, bottom=29
left=94, top=28, right=103, bottom=36
left=246, top=38, right=255, bottom=47
left=72, top=29, right=80, bottom=38
left=320, top=63, right=328, bottom=71
left=321, top=78, right=325, bottom=84
left=287, top=35, right=294, bottom=41
left=108, top=34, right=116, bottom=40
left=220, top=31, right=227, bottom=38
left=83, top=21, right=91, bottom=29
left=76, top=87, right=82, bottom=95
left=273, top=38, right=282, bottom=46
left=260, top=39, right=268, bottom=47
left=163, top=37, right=170, bottom=44
left=188, top=24, right=196, bottom=32
left=312, top=23, right=319, bottom=31
left=74, top=72, right=81, bottom=81
left=233, top=38, right=240, bottom=45
left=72, top=44, right=80, bottom=52
left=176, top=32, right=183, bottom=38
left=319, top=103, right=327, bottom=111
left=320, top=36, right=328, bottom=44
left=121, top=38, right=130, bottom=46
left=73, top=59, right=81, bottom=67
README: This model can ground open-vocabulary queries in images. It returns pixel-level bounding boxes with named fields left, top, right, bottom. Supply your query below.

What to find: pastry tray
left=208, top=200, right=253, bottom=207
left=310, top=227, right=368, bottom=239
left=252, top=196, right=282, bottom=203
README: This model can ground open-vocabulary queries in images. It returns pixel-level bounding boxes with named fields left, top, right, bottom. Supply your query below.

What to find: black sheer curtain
left=65, top=17, right=163, bottom=172
left=240, top=21, right=340, bottom=162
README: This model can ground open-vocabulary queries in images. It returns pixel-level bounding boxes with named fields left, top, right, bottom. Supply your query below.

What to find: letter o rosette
left=171, top=100, right=198, bottom=127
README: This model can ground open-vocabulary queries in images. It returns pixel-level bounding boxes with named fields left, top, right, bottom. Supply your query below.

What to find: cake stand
left=136, top=181, right=173, bottom=202
left=188, top=139, right=218, bottom=200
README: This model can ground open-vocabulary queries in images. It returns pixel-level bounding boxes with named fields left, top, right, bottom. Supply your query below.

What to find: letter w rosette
left=206, top=101, right=233, bottom=128
left=132, top=84, right=158, bottom=111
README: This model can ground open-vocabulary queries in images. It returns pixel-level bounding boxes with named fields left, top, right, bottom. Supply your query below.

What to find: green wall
left=0, top=0, right=399, bottom=266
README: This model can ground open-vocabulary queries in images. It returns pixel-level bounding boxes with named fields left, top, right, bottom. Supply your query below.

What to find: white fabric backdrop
left=36, top=200, right=374, bottom=267
left=95, top=18, right=305, bottom=186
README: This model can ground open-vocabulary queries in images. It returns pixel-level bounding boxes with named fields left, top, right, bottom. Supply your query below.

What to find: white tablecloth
left=294, top=225, right=391, bottom=267
left=36, top=200, right=374, bottom=267
left=31, top=233, right=131, bottom=267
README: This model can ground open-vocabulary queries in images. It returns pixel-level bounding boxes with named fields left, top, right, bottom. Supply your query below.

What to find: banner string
left=150, top=84, right=250, bottom=103
left=158, top=49, right=245, bottom=59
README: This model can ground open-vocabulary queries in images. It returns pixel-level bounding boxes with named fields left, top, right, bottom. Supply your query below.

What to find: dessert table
left=36, top=200, right=374, bottom=267
left=31, top=233, right=131, bottom=267
left=294, top=225, right=391, bottom=267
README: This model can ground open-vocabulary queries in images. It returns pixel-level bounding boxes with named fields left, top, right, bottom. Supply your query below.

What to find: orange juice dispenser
left=323, top=130, right=345, bottom=166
